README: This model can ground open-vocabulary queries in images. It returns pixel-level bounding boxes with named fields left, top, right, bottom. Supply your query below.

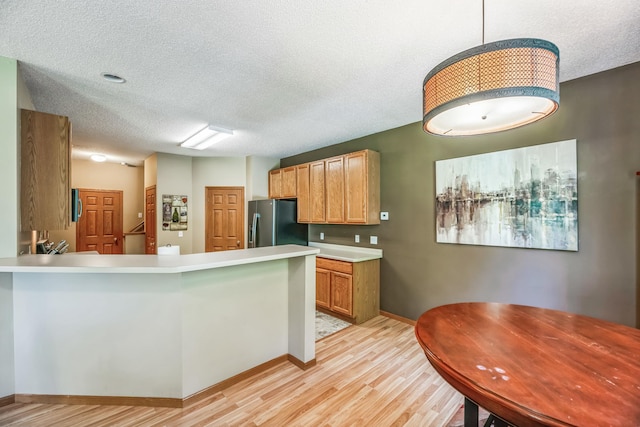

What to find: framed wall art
left=435, top=139, right=578, bottom=251
left=162, top=194, right=188, bottom=231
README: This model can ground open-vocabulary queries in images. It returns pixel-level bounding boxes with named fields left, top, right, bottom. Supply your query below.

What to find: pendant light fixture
left=422, top=0, right=559, bottom=136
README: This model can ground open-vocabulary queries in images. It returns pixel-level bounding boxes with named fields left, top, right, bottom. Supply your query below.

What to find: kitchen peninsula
left=0, top=245, right=318, bottom=407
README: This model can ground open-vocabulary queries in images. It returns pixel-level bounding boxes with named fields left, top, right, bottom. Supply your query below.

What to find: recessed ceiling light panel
left=181, top=125, right=234, bottom=150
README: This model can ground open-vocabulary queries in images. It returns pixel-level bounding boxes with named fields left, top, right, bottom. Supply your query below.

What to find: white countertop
left=0, top=245, right=319, bottom=274
left=309, top=242, right=383, bottom=262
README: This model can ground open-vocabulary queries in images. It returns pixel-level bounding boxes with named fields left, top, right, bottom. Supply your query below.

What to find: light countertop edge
left=0, top=245, right=319, bottom=274
left=309, top=242, right=383, bottom=262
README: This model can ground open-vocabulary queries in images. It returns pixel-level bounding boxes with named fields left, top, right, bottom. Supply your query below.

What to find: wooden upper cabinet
left=345, top=150, right=380, bottom=224
left=268, top=169, right=282, bottom=199
left=325, top=156, right=345, bottom=223
left=268, top=149, right=380, bottom=225
left=296, top=163, right=310, bottom=223
left=268, top=166, right=297, bottom=199
left=20, top=109, right=71, bottom=231
left=281, top=166, right=297, bottom=198
left=309, top=160, right=326, bottom=223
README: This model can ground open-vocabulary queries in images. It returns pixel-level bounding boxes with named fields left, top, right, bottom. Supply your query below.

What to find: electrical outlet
left=355, top=234, right=360, bottom=243
left=380, top=211, right=389, bottom=220
left=320, top=232, right=325, bottom=240
left=138, top=212, right=143, bottom=218
left=178, top=231, right=183, bottom=237
left=370, top=236, right=378, bottom=245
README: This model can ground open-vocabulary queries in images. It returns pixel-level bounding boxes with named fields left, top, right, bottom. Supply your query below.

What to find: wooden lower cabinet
left=316, top=257, right=380, bottom=324
left=315, top=268, right=331, bottom=309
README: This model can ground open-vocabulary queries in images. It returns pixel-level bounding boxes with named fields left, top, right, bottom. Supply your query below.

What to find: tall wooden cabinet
left=20, top=109, right=71, bottom=231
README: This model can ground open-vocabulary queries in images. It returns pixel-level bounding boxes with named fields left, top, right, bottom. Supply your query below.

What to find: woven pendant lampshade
left=423, top=38, right=560, bottom=136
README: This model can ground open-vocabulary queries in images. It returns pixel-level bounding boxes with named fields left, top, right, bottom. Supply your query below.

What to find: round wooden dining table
left=415, top=302, right=640, bottom=427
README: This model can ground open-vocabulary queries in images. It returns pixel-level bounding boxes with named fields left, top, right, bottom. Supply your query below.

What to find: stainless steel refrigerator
left=248, top=199, right=308, bottom=248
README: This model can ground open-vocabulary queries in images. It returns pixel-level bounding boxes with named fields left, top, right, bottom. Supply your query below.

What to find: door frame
left=145, top=185, right=157, bottom=254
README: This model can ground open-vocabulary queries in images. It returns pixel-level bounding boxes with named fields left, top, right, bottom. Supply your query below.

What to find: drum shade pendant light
left=422, top=1, right=559, bottom=136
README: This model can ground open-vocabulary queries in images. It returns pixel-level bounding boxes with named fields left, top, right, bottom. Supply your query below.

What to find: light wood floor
left=0, top=316, right=463, bottom=426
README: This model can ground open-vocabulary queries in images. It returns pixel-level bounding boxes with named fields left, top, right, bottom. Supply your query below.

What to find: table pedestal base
left=464, top=398, right=509, bottom=427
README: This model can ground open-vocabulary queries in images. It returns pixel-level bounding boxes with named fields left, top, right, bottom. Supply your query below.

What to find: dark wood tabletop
left=415, top=303, right=640, bottom=427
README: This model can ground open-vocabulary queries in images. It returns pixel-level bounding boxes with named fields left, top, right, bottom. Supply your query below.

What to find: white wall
left=144, top=153, right=157, bottom=188
left=156, top=153, right=193, bottom=253
left=191, top=156, right=247, bottom=253
left=145, top=154, right=275, bottom=254
left=0, top=57, right=18, bottom=258
left=246, top=156, right=279, bottom=200
left=13, top=273, right=183, bottom=397
left=181, top=261, right=288, bottom=395
left=0, top=56, right=17, bottom=399
left=10, top=252, right=315, bottom=399
left=0, top=273, right=13, bottom=399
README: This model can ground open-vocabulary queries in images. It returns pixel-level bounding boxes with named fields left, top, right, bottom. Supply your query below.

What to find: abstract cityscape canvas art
left=435, top=140, right=578, bottom=251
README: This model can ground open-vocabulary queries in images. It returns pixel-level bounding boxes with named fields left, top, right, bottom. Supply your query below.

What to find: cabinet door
left=331, top=272, right=353, bottom=316
left=296, top=164, right=310, bottom=223
left=20, top=109, right=71, bottom=231
left=345, top=150, right=380, bottom=224
left=316, top=268, right=331, bottom=309
left=325, top=156, right=345, bottom=223
left=309, top=160, right=326, bottom=223
left=268, top=169, right=282, bottom=199
left=345, top=151, right=367, bottom=223
left=281, top=166, right=297, bottom=198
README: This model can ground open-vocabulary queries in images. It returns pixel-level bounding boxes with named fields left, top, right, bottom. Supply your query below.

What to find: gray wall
left=282, top=62, right=640, bottom=327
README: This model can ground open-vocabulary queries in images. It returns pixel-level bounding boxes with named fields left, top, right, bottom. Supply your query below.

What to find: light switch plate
left=178, top=231, right=183, bottom=237
left=370, top=236, right=378, bottom=244
left=138, top=212, right=143, bottom=218
left=380, top=212, right=389, bottom=220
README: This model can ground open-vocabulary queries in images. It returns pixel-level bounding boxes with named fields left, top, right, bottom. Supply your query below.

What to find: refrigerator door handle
left=249, top=213, right=260, bottom=247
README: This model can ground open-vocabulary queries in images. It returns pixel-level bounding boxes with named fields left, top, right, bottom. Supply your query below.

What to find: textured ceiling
left=1, top=0, right=639, bottom=165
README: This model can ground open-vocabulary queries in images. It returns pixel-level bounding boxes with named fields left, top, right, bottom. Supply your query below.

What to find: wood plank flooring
left=0, top=316, right=463, bottom=426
